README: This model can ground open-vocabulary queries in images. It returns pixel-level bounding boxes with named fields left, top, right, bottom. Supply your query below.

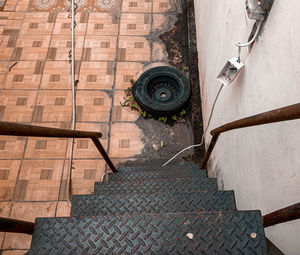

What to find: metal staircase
left=27, top=162, right=267, bottom=254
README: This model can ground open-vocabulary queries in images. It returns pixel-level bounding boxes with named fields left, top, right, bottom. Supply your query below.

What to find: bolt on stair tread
left=106, top=169, right=207, bottom=182
left=71, top=190, right=236, bottom=217
left=28, top=211, right=267, bottom=255
left=94, top=178, right=218, bottom=195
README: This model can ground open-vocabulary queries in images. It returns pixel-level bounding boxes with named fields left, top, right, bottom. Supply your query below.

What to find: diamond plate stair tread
left=28, top=211, right=267, bottom=255
left=71, top=190, right=236, bottom=216
left=94, top=178, right=218, bottom=195
left=107, top=169, right=206, bottom=182
left=117, top=162, right=201, bottom=172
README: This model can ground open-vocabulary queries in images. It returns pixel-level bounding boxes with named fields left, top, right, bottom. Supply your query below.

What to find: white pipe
left=235, top=20, right=263, bottom=48
left=66, top=0, right=76, bottom=207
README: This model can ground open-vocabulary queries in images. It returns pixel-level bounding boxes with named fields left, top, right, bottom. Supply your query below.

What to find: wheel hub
left=154, top=88, right=172, bottom=102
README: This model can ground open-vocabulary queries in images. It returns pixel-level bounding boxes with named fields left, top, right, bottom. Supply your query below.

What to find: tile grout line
left=150, top=0, right=154, bottom=63
left=105, top=0, right=123, bottom=173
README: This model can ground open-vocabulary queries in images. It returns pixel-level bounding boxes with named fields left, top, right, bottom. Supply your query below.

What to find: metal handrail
left=0, top=217, right=35, bottom=235
left=200, top=102, right=300, bottom=169
left=0, top=121, right=117, bottom=173
left=263, top=203, right=300, bottom=228
left=199, top=103, right=300, bottom=228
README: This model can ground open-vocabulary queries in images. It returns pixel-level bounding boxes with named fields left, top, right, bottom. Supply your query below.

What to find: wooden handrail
left=264, top=203, right=300, bottom=228
left=0, top=121, right=117, bottom=173
left=0, top=217, right=35, bottom=235
left=201, top=102, right=300, bottom=169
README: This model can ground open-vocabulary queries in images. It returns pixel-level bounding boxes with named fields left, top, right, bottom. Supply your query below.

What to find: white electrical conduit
left=235, top=20, right=263, bottom=48
left=162, top=84, right=224, bottom=167
left=66, top=0, right=76, bottom=207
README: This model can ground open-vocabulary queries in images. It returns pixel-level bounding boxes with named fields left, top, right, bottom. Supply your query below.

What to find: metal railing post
left=91, top=137, right=117, bottom=173
left=200, top=134, right=219, bottom=169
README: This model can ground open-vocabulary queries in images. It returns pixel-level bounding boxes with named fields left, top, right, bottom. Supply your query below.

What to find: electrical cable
left=66, top=0, right=76, bottom=207
left=162, top=84, right=224, bottom=167
left=235, top=20, right=263, bottom=48
left=162, top=20, right=263, bottom=167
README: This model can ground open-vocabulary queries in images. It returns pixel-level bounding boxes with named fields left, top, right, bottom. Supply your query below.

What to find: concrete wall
left=194, top=1, right=300, bottom=254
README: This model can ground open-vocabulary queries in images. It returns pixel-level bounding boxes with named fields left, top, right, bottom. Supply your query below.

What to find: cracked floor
left=0, top=0, right=193, bottom=253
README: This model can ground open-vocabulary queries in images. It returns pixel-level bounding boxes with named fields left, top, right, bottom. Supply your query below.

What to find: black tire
left=132, top=66, right=190, bottom=117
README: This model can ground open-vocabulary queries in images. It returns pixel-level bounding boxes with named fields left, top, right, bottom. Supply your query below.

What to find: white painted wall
left=194, top=1, right=300, bottom=254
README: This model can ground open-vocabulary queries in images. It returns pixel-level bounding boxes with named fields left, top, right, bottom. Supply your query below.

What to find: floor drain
left=132, top=66, right=190, bottom=117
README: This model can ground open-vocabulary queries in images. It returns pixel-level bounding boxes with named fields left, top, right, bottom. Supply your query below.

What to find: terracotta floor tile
left=3, top=0, right=18, bottom=11
left=152, top=13, right=166, bottom=30
left=2, top=202, right=56, bottom=250
left=72, top=122, right=109, bottom=159
left=24, top=137, right=68, bottom=159
left=59, top=159, right=105, bottom=199
left=122, top=0, right=152, bottom=13
left=28, top=0, right=121, bottom=12
left=13, top=34, right=51, bottom=61
left=83, top=36, right=117, bottom=61
left=15, top=0, right=30, bottom=12
left=2, top=233, right=31, bottom=250
left=75, top=90, right=112, bottom=122
left=153, top=0, right=171, bottom=13
left=0, top=137, right=26, bottom=159
left=11, top=201, right=56, bottom=221
left=0, top=61, right=9, bottom=88
left=0, top=202, right=11, bottom=250
left=0, top=12, right=25, bottom=20
left=15, top=160, right=64, bottom=201
left=1, top=250, right=27, bottom=255
left=87, top=13, right=118, bottom=36
left=3, top=61, right=43, bottom=89
left=40, top=61, right=72, bottom=90
left=32, top=90, right=72, bottom=123
left=0, top=160, right=21, bottom=201
left=120, top=13, right=151, bottom=36
left=110, top=123, right=144, bottom=158
left=115, top=61, right=144, bottom=89
left=112, top=90, right=139, bottom=122
left=48, top=35, right=84, bottom=61
left=0, top=90, right=37, bottom=122
left=0, top=19, right=23, bottom=34
left=118, top=36, right=150, bottom=62
left=21, top=12, right=55, bottom=35
left=56, top=201, right=70, bottom=217
left=0, top=35, right=14, bottom=60
left=77, top=61, right=114, bottom=90
left=0, top=202, right=11, bottom=217
left=53, top=12, right=87, bottom=36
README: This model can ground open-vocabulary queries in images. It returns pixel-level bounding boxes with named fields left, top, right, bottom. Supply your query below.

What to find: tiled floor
left=0, top=0, right=188, bottom=253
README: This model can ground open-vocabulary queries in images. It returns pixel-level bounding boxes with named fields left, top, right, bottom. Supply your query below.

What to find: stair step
left=94, top=177, right=218, bottom=195
left=71, top=190, right=236, bottom=216
left=28, top=211, right=267, bottom=254
left=117, top=161, right=201, bottom=172
left=106, top=169, right=206, bottom=182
